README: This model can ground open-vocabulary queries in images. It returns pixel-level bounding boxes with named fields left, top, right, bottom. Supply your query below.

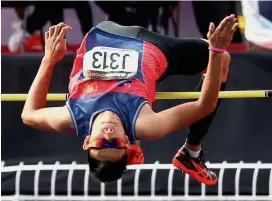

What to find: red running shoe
left=172, top=147, right=218, bottom=185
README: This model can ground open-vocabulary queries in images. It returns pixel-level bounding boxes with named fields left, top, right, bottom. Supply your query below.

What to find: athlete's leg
left=134, top=29, right=233, bottom=185
left=173, top=51, right=230, bottom=186
left=136, top=28, right=231, bottom=185
left=135, top=31, right=232, bottom=185
left=139, top=35, right=230, bottom=153
left=186, top=51, right=230, bottom=151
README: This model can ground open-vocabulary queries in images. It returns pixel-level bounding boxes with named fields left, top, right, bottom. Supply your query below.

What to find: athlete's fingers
left=207, top=22, right=215, bottom=39
left=45, top=31, right=49, bottom=40
left=230, top=23, right=239, bottom=35
left=53, top=22, right=66, bottom=38
left=49, top=26, right=55, bottom=38
left=223, top=16, right=236, bottom=33
left=57, top=25, right=72, bottom=40
left=216, top=16, right=231, bottom=31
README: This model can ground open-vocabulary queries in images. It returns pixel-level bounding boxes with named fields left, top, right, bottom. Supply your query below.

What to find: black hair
left=88, top=153, right=127, bottom=183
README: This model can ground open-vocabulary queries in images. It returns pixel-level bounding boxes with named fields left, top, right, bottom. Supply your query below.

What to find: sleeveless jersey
left=66, top=27, right=167, bottom=142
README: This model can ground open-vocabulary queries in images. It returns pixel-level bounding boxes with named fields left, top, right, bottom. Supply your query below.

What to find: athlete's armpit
left=135, top=101, right=214, bottom=140
left=21, top=106, right=75, bottom=134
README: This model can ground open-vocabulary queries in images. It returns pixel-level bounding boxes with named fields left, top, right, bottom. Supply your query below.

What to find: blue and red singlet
left=66, top=27, right=167, bottom=142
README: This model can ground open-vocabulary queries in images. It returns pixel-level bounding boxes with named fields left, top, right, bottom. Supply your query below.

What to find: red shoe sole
left=172, top=158, right=218, bottom=186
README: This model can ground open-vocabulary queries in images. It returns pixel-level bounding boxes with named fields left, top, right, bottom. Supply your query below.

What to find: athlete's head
left=85, top=111, right=130, bottom=183
left=87, top=151, right=127, bottom=182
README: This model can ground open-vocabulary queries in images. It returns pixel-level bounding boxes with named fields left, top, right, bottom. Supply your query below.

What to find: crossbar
left=1, top=90, right=272, bottom=101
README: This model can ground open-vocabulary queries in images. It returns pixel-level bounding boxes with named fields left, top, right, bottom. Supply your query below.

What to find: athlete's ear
left=83, top=136, right=92, bottom=151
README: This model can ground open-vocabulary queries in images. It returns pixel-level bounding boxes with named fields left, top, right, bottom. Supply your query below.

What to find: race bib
left=83, top=46, right=139, bottom=80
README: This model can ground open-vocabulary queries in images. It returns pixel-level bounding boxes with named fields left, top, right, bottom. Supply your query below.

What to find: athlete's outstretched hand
left=44, top=22, right=72, bottom=63
left=207, top=14, right=238, bottom=49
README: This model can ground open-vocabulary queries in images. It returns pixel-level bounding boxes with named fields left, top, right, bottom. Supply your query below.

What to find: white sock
left=184, top=146, right=201, bottom=158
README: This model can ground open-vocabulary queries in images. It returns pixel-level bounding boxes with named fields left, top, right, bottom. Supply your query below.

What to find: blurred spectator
left=192, top=1, right=242, bottom=43
left=57, top=2, right=93, bottom=36
left=95, top=1, right=178, bottom=35
left=241, top=0, right=272, bottom=51
left=7, top=1, right=93, bottom=53
left=7, top=2, right=63, bottom=52
left=2, top=1, right=37, bottom=52
left=96, top=2, right=140, bottom=26
left=159, top=2, right=179, bottom=36
left=1, top=1, right=30, bottom=19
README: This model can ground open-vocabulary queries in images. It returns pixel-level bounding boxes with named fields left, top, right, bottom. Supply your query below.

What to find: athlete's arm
left=22, top=106, right=74, bottom=133
left=136, top=15, right=238, bottom=140
left=21, top=22, right=74, bottom=134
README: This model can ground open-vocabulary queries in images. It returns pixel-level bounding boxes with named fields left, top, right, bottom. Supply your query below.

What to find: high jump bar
left=1, top=90, right=271, bottom=101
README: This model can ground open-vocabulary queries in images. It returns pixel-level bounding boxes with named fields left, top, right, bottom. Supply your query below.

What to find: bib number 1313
left=83, top=46, right=139, bottom=80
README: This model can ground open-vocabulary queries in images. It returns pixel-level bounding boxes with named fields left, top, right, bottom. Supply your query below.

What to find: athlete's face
left=91, top=111, right=126, bottom=140
left=89, top=111, right=129, bottom=161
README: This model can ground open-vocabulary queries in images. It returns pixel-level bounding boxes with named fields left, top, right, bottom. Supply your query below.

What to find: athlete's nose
left=104, top=128, right=115, bottom=134
left=103, top=128, right=115, bottom=141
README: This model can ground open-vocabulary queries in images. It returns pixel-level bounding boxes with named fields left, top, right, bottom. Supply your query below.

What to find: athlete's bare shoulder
left=134, top=103, right=156, bottom=139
